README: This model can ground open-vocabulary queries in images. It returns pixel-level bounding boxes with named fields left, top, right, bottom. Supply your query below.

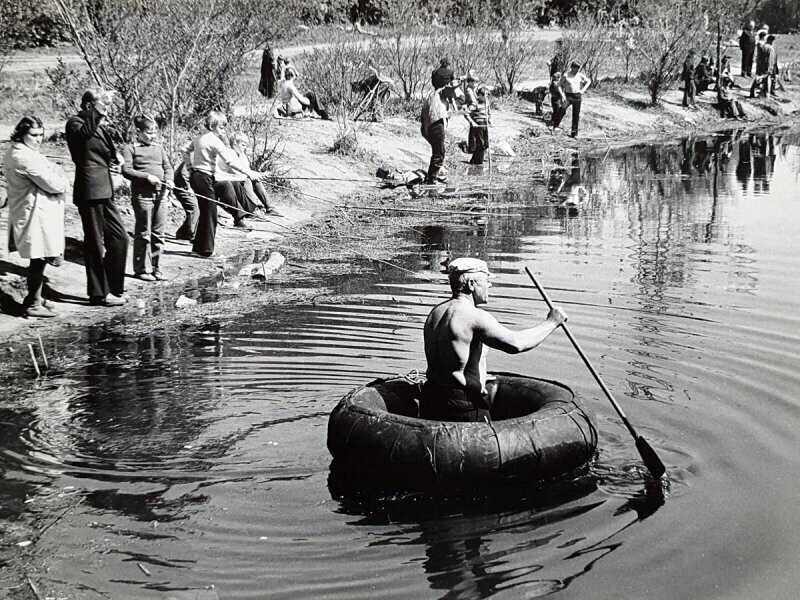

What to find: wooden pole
left=28, top=344, right=40, bottom=378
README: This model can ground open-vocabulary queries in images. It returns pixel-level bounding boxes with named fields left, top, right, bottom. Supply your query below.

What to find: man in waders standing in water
left=421, top=258, right=568, bottom=422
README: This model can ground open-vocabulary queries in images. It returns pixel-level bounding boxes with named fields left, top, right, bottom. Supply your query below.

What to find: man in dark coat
left=65, top=89, right=129, bottom=307
left=258, top=46, right=277, bottom=98
left=739, top=21, right=756, bottom=77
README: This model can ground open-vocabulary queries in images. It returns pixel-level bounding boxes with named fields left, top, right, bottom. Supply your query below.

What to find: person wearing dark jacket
left=65, top=89, right=129, bottom=307
left=258, top=46, right=277, bottom=98
left=739, top=21, right=756, bottom=77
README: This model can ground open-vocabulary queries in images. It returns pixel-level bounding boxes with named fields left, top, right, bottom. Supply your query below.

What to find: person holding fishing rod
left=181, top=111, right=267, bottom=258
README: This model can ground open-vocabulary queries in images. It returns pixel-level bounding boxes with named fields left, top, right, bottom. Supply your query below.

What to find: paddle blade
left=636, top=436, right=667, bottom=480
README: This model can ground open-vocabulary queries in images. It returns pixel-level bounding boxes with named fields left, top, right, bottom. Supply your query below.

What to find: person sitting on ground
left=419, top=258, right=567, bottom=422
left=551, top=62, right=591, bottom=138
left=464, top=84, right=489, bottom=165
left=181, top=111, right=265, bottom=257
left=274, top=65, right=330, bottom=120
left=2, top=116, right=69, bottom=318
left=549, top=71, right=564, bottom=124
left=694, top=57, right=715, bottom=93
left=719, top=75, right=747, bottom=120
left=216, top=132, right=275, bottom=215
left=420, top=77, right=462, bottom=184
left=121, top=115, right=174, bottom=282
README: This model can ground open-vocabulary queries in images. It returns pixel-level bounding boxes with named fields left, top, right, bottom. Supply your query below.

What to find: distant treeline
left=1, top=0, right=798, bottom=50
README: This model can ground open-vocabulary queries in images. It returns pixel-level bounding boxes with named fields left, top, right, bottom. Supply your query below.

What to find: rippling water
left=2, top=127, right=799, bottom=599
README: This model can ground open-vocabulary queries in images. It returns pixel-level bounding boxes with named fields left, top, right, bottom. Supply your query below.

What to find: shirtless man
left=420, top=258, right=567, bottom=422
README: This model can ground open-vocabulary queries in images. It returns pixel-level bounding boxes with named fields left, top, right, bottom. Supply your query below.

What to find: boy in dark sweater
left=121, top=115, right=174, bottom=281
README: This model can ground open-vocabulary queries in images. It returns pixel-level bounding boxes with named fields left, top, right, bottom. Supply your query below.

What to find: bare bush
left=50, top=0, right=295, bottom=151
left=634, top=1, right=710, bottom=105
left=558, top=13, right=616, bottom=86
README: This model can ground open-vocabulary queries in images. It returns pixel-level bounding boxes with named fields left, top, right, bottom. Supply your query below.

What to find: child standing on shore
left=465, top=85, right=489, bottom=165
left=122, top=115, right=173, bottom=281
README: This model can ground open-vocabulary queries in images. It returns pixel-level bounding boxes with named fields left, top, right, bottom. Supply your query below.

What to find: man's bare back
left=420, top=258, right=567, bottom=421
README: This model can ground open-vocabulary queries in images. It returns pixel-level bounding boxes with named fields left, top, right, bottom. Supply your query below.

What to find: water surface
left=1, top=127, right=799, bottom=599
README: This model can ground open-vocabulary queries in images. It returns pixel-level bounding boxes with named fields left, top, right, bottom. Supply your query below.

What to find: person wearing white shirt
left=551, top=62, right=591, bottom=138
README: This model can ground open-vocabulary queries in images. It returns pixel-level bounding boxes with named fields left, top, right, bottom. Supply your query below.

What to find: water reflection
left=330, top=475, right=665, bottom=599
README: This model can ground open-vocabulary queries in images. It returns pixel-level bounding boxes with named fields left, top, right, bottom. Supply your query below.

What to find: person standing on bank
left=65, top=89, right=129, bottom=307
left=739, top=21, right=756, bottom=77
left=182, top=111, right=264, bottom=258
left=421, top=78, right=462, bottom=184
left=121, top=115, right=174, bottom=282
left=551, top=62, right=591, bottom=138
left=3, top=116, right=69, bottom=318
left=681, top=50, right=697, bottom=109
left=420, top=258, right=567, bottom=422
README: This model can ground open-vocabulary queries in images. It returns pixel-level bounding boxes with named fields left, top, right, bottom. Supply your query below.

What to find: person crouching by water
left=181, top=111, right=264, bottom=258
left=420, top=258, right=567, bottom=422
left=121, top=115, right=173, bottom=281
left=3, top=116, right=69, bottom=318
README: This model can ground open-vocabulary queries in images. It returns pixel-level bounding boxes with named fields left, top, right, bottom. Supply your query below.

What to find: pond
left=1, top=127, right=799, bottom=599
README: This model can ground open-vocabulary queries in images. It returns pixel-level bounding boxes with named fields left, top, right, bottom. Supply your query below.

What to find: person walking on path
left=682, top=50, right=697, bottom=109
left=420, top=258, right=567, bottom=422
left=3, top=116, right=69, bottom=318
left=551, top=62, right=591, bottom=138
left=65, top=89, right=129, bottom=307
left=181, top=111, right=264, bottom=258
left=121, top=115, right=174, bottom=282
left=739, top=21, right=756, bottom=77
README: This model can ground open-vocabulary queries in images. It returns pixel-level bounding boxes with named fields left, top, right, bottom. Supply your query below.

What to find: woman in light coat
left=3, top=116, right=68, bottom=317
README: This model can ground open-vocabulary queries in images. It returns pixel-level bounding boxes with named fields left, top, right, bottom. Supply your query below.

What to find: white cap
left=444, top=257, right=494, bottom=277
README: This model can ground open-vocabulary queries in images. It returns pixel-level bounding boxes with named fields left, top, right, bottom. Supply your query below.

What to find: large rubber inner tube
left=328, top=373, right=598, bottom=490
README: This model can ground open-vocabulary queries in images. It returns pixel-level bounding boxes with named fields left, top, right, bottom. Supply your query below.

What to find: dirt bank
left=1, top=60, right=798, bottom=349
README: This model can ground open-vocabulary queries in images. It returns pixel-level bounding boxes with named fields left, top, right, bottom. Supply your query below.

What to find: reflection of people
left=65, top=89, right=129, bottom=307
left=420, top=258, right=567, bottom=422
left=3, top=116, right=68, bottom=318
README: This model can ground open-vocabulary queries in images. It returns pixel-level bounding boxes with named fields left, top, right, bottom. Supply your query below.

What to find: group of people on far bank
left=2, top=89, right=277, bottom=318
left=421, top=58, right=591, bottom=186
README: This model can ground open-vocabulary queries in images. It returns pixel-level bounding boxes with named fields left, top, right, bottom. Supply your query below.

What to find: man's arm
left=65, top=113, right=100, bottom=144
left=580, top=74, right=592, bottom=94
left=474, top=308, right=566, bottom=354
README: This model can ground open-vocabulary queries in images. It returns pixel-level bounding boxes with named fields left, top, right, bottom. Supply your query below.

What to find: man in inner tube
left=420, top=258, right=567, bottom=422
